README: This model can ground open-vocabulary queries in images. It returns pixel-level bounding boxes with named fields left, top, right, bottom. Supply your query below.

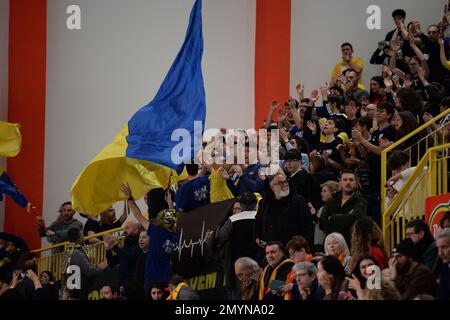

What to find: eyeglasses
left=405, top=231, right=416, bottom=237
left=236, top=271, right=254, bottom=280
left=274, top=180, right=288, bottom=187
left=296, top=272, right=310, bottom=278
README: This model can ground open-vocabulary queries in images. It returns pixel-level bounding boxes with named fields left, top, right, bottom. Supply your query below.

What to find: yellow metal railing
left=381, top=108, right=450, bottom=213
left=382, top=143, right=450, bottom=253
left=33, top=227, right=124, bottom=281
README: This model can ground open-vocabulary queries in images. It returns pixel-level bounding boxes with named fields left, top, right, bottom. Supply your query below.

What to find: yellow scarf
left=258, top=258, right=294, bottom=300
left=166, top=282, right=189, bottom=300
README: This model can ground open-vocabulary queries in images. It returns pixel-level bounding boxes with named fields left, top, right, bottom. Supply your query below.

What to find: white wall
left=291, top=0, right=444, bottom=96
left=0, top=0, right=9, bottom=231
left=43, top=0, right=256, bottom=238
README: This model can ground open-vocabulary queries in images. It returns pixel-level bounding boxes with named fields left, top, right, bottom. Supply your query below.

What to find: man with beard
left=66, top=228, right=108, bottom=299
left=389, top=238, right=437, bottom=299
left=319, top=170, right=366, bottom=245
left=37, top=202, right=83, bottom=253
left=99, top=206, right=128, bottom=231
left=258, top=242, right=294, bottom=300
left=255, top=173, right=313, bottom=248
left=104, top=220, right=142, bottom=288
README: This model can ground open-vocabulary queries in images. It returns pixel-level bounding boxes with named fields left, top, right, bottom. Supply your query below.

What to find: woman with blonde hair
left=308, top=180, right=340, bottom=253
left=324, top=233, right=352, bottom=275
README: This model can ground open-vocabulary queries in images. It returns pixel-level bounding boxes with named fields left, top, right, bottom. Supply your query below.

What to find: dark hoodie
left=255, top=180, right=314, bottom=246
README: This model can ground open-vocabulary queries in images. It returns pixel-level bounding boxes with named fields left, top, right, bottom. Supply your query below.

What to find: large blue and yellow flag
left=0, top=168, right=28, bottom=208
left=0, top=121, right=22, bottom=157
left=71, top=0, right=205, bottom=215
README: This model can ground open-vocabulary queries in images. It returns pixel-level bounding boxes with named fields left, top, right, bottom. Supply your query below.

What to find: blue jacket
left=235, top=163, right=264, bottom=196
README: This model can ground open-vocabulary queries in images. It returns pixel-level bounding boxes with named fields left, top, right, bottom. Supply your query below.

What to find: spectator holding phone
left=258, top=242, right=294, bottom=300
left=331, top=43, right=365, bottom=90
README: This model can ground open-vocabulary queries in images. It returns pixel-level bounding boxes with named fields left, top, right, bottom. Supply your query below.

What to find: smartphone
left=269, top=280, right=285, bottom=291
left=378, top=41, right=390, bottom=50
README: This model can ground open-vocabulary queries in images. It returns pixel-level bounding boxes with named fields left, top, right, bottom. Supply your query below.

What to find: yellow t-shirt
left=341, top=195, right=350, bottom=207
left=332, top=57, right=365, bottom=90
left=444, top=60, right=450, bottom=71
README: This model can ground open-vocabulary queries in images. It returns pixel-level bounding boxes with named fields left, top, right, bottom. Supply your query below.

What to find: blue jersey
left=145, top=224, right=179, bottom=282
left=175, top=176, right=210, bottom=212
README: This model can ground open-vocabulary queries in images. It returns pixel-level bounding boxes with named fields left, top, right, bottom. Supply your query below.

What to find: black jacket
left=319, top=190, right=367, bottom=244
left=107, top=234, right=141, bottom=286
left=255, top=182, right=314, bottom=246
left=438, top=262, right=450, bottom=300
left=288, top=170, right=312, bottom=203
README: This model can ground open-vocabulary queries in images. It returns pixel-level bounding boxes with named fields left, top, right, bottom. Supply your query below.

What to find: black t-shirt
left=367, top=125, right=396, bottom=193
left=101, top=220, right=123, bottom=232
left=83, top=219, right=102, bottom=237
left=317, top=137, right=344, bottom=166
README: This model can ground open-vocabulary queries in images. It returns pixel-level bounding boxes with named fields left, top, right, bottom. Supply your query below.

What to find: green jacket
left=319, top=190, right=367, bottom=244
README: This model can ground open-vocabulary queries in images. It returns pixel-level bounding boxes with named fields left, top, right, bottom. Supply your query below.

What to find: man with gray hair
left=255, top=173, right=313, bottom=247
left=234, top=257, right=262, bottom=300
left=436, top=228, right=450, bottom=300
left=292, top=262, right=325, bottom=300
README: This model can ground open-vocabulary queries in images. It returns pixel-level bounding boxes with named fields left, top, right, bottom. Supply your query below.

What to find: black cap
left=393, top=238, right=419, bottom=261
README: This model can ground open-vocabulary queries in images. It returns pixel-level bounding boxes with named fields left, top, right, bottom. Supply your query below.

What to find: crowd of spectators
left=1, top=7, right=450, bottom=301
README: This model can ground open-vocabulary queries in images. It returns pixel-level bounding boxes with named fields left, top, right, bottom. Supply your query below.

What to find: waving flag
left=71, top=0, right=205, bottom=215
left=0, top=168, right=28, bottom=208
left=0, top=121, right=22, bottom=157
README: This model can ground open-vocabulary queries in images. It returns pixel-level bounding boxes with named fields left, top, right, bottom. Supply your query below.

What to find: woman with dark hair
left=369, top=76, right=388, bottom=105
left=38, top=271, right=59, bottom=300
left=317, top=255, right=348, bottom=300
left=149, top=281, right=168, bottom=300
left=391, top=111, right=424, bottom=166
left=347, top=255, right=380, bottom=300
left=395, top=87, right=424, bottom=120
left=350, top=217, right=388, bottom=271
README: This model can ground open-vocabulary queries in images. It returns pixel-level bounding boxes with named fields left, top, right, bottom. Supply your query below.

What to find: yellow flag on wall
left=0, top=121, right=22, bottom=157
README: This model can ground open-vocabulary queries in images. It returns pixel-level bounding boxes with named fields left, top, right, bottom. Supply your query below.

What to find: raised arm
left=408, top=33, right=430, bottom=78
left=438, top=38, right=450, bottom=69
left=120, top=183, right=149, bottom=230
left=264, top=101, right=280, bottom=129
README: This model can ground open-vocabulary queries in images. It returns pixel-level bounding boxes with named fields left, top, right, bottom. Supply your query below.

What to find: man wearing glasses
left=292, top=262, right=325, bottom=301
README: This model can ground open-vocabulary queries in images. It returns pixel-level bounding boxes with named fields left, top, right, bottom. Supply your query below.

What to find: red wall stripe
left=6, top=0, right=47, bottom=250
left=255, top=0, right=291, bottom=128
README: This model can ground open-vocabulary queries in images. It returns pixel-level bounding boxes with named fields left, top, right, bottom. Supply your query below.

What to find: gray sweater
left=38, top=218, right=83, bottom=253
